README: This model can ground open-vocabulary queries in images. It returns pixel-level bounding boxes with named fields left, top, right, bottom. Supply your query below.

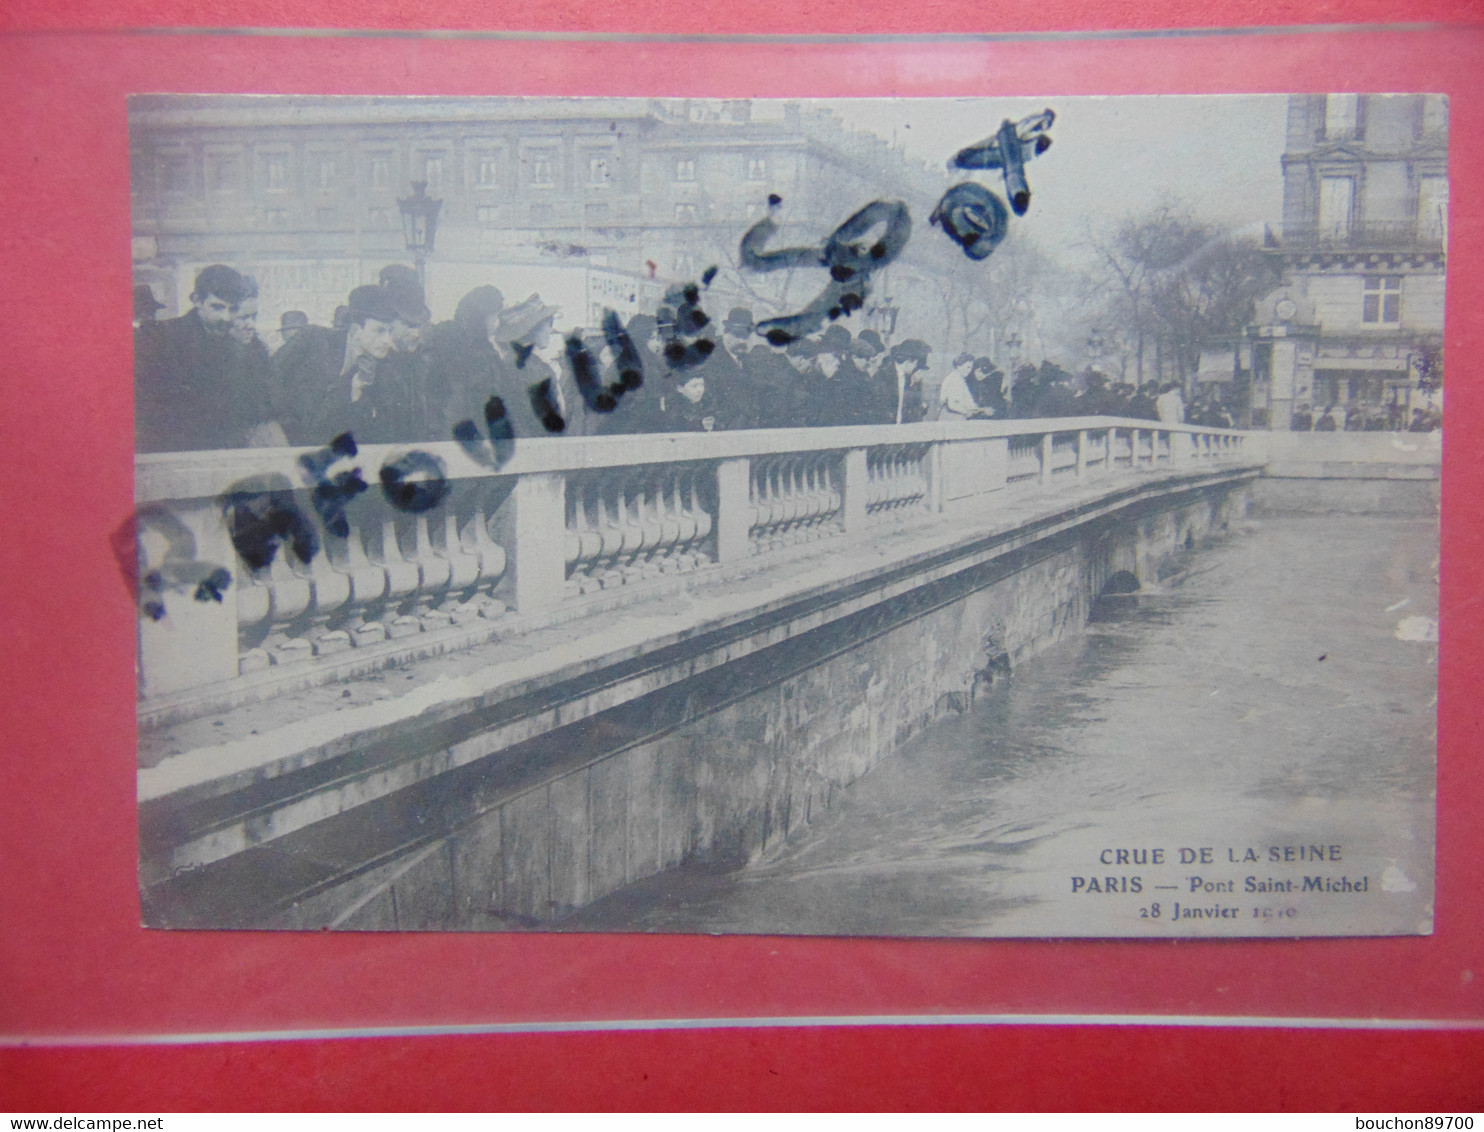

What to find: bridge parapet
left=136, top=418, right=1265, bottom=924
left=134, top=418, right=1261, bottom=730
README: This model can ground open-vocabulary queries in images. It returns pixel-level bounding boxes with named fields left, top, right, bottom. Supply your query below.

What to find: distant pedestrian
left=132, top=284, right=165, bottom=328
left=278, top=310, right=310, bottom=352
left=1155, top=382, right=1186, bottom=424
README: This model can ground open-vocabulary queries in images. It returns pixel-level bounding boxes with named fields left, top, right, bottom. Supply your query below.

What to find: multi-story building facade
left=128, top=96, right=949, bottom=345
left=1250, top=93, right=1447, bottom=428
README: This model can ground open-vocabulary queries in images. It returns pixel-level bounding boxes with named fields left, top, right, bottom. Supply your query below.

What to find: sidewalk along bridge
left=134, top=418, right=1264, bottom=929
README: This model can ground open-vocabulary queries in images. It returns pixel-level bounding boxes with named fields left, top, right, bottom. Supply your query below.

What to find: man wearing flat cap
left=269, top=283, right=407, bottom=446
left=135, top=263, right=269, bottom=452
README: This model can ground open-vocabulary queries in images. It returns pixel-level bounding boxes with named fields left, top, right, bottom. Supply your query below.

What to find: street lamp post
left=397, top=180, right=443, bottom=287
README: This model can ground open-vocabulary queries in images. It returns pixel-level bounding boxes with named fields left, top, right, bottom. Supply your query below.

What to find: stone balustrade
left=134, top=418, right=1261, bottom=723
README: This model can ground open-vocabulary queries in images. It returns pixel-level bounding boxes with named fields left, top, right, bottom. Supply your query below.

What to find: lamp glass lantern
left=397, top=180, right=443, bottom=281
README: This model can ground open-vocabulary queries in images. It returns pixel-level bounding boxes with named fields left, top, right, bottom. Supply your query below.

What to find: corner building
left=1251, top=94, right=1447, bottom=429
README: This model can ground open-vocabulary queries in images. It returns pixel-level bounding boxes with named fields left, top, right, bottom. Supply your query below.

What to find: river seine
left=568, top=512, right=1437, bottom=938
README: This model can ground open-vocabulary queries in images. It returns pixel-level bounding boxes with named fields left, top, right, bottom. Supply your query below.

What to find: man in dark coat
left=854, top=329, right=899, bottom=424
left=375, top=265, right=439, bottom=442
left=892, top=339, right=932, bottom=423
left=269, top=284, right=405, bottom=447
left=738, top=332, right=806, bottom=430
left=800, top=324, right=865, bottom=427
left=707, top=308, right=760, bottom=429
left=227, top=276, right=278, bottom=446
left=135, top=264, right=263, bottom=452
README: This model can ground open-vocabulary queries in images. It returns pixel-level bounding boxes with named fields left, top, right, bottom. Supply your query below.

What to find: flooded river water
left=570, top=513, right=1437, bottom=938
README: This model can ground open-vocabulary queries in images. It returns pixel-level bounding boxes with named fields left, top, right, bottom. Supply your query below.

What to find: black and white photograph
left=130, top=92, right=1443, bottom=937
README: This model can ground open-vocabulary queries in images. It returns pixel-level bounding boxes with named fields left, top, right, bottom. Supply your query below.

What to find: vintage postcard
left=131, top=93, right=1441, bottom=937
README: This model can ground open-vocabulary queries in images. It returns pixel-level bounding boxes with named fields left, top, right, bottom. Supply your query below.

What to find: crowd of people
left=135, top=262, right=1271, bottom=455
left=1290, top=402, right=1441, bottom=433
left=133, top=264, right=945, bottom=454
left=936, top=356, right=1238, bottom=427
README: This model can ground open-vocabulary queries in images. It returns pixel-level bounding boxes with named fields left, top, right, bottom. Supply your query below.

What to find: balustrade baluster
left=565, top=483, right=602, bottom=595
left=616, top=478, right=649, bottom=583
left=327, top=517, right=389, bottom=648
left=404, top=514, right=453, bottom=631
left=433, top=509, right=484, bottom=625
left=365, top=516, right=423, bottom=639
left=634, top=482, right=666, bottom=580
left=689, top=471, right=714, bottom=561
left=302, top=545, right=353, bottom=657
left=260, top=550, right=315, bottom=665
left=595, top=486, right=627, bottom=589
left=650, top=474, right=683, bottom=574
left=459, top=507, right=507, bottom=616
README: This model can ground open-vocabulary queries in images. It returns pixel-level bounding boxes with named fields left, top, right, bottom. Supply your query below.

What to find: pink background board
left=1, top=4, right=1481, bottom=1108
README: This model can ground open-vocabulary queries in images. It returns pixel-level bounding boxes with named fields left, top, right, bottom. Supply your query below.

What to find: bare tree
left=1084, top=204, right=1278, bottom=389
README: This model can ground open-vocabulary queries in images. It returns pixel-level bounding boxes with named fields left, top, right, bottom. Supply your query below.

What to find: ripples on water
left=569, top=515, right=1437, bottom=938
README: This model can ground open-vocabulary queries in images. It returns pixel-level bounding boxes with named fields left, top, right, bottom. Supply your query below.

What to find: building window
left=588, top=155, right=612, bottom=187
left=1323, top=94, right=1361, bottom=140
left=368, top=155, right=391, bottom=190
left=527, top=152, right=557, bottom=189
left=1318, top=176, right=1354, bottom=241
left=420, top=153, right=445, bottom=190
left=477, top=205, right=500, bottom=224
left=674, top=158, right=696, bottom=183
left=1362, top=275, right=1401, bottom=324
left=1418, top=176, right=1448, bottom=242
left=747, top=157, right=767, bottom=182
left=263, top=156, right=288, bottom=192
left=160, top=153, right=192, bottom=194
left=263, top=208, right=289, bottom=228
left=585, top=202, right=610, bottom=224
left=316, top=157, right=338, bottom=191
left=369, top=206, right=393, bottom=228
left=675, top=202, right=698, bottom=222
left=475, top=155, right=499, bottom=189
left=530, top=201, right=555, bottom=224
